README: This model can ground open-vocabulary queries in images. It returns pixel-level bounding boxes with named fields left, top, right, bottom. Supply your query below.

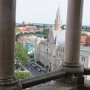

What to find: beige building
left=34, top=37, right=45, bottom=62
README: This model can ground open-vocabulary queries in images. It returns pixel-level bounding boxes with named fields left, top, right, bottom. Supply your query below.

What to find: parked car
left=31, top=60, right=34, bottom=63
left=31, top=63, right=36, bottom=68
left=36, top=66, right=42, bottom=72
left=40, top=70, right=46, bottom=74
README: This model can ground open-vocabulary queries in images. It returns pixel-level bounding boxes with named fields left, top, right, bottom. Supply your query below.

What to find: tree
left=86, top=27, right=90, bottom=32
left=16, top=32, right=23, bottom=41
left=15, top=71, right=32, bottom=79
left=81, top=33, right=88, bottom=36
left=44, top=34, right=48, bottom=39
left=15, top=42, right=29, bottom=64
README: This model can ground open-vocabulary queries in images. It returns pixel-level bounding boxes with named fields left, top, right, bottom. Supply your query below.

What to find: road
left=29, top=64, right=41, bottom=76
left=22, top=58, right=46, bottom=77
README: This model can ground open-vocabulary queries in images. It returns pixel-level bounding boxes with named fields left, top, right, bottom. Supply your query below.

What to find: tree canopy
left=15, top=71, right=32, bottom=79
left=15, top=42, right=29, bottom=64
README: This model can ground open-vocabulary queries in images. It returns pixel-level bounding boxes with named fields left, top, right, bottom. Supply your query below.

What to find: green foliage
left=81, top=33, right=88, bottom=36
left=15, top=42, right=29, bottom=64
left=44, top=34, right=48, bottom=39
left=35, top=31, right=43, bottom=34
left=34, top=31, right=48, bottom=39
left=15, top=71, right=32, bottom=79
left=16, top=32, right=23, bottom=41
left=86, top=28, right=90, bottom=32
left=24, top=32, right=34, bottom=35
left=61, top=25, right=66, bottom=30
left=35, top=25, right=42, bottom=29
left=33, top=24, right=47, bottom=29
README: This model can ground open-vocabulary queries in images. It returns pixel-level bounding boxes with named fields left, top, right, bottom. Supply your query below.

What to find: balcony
left=0, top=0, right=90, bottom=90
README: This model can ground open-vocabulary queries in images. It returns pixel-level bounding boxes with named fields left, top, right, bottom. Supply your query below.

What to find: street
left=22, top=58, right=47, bottom=77
left=29, top=64, right=41, bottom=76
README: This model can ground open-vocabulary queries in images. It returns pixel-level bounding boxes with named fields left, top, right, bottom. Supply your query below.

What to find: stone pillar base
left=0, top=78, right=22, bottom=90
left=60, top=62, right=84, bottom=73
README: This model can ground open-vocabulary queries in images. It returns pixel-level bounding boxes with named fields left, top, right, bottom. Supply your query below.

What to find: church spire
left=56, top=0, right=60, bottom=17
left=55, top=0, right=61, bottom=31
left=56, top=7, right=60, bottom=17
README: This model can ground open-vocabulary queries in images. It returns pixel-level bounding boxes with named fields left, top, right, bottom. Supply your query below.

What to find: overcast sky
left=16, top=0, right=90, bottom=25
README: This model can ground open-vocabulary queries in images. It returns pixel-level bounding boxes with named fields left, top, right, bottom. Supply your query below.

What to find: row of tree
left=16, top=31, right=49, bottom=41
left=15, top=42, right=32, bottom=79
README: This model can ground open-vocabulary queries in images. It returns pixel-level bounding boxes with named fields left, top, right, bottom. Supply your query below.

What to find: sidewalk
left=18, top=62, right=30, bottom=72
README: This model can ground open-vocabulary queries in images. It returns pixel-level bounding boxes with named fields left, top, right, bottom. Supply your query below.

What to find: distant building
left=34, top=37, right=45, bottom=62
left=43, top=28, right=50, bottom=34
left=36, top=34, right=44, bottom=38
left=80, top=36, right=90, bottom=45
left=16, top=26, right=37, bottom=34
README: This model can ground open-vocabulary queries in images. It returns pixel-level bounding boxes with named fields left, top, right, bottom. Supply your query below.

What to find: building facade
left=35, top=5, right=64, bottom=71
left=35, top=5, right=90, bottom=77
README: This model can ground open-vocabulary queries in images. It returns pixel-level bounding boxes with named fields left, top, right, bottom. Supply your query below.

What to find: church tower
left=55, top=4, right=61, bottom=31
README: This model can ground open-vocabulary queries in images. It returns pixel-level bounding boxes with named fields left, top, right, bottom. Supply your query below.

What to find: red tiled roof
left=80, top=36, right=90, bottom=45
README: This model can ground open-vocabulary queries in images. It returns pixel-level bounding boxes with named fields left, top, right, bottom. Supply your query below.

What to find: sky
left=16, top=0, right=90, bottom=25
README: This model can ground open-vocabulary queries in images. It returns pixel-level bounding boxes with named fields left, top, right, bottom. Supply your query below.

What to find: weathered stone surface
left=24, top=80, right=90, bottom=90
left=0, top=79, right=22, bottom=90
left=26, top=81, right=76, bottom=90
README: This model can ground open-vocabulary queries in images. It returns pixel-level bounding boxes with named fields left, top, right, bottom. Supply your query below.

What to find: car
left=31, top=63, right=36, bottom=68
left=31, top=60, right=34, bottom=63
left=40, top=70, right=46, bottom=74
left=36, top=67, right=42, bottom=72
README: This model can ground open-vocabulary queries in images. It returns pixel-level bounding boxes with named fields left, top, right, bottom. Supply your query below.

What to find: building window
left=81, top=56, right=85, bottom=61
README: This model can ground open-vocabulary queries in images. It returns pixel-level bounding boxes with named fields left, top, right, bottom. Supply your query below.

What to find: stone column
left=62, top=0, right=84, bottom=73
left=0, top=0, right=21, bottom=89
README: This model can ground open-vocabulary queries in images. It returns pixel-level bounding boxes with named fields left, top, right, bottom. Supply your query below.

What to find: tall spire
left=56, top=0, right=60, bottom=17
left=55, top=0, right=61, bottom=31
left=56, top=7, right=60, bottom=17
